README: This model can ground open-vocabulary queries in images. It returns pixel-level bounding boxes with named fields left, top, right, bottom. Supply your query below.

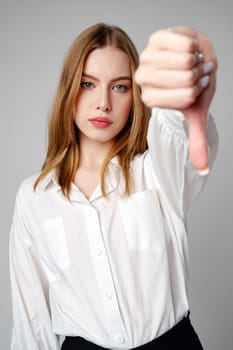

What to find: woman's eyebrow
left=82, top=72, right=132, bottom=83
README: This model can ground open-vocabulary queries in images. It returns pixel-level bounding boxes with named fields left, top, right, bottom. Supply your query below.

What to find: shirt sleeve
left=9, top=187, right=60, bottom=350
left=147, top=108, right=219, bottom=218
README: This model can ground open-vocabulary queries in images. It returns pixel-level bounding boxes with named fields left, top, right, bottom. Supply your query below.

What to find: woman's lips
left=88, top=117, right=113, bottom=128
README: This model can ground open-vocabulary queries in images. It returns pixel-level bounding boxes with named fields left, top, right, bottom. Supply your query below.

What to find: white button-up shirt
left=9, top=108, right=218, bottom=350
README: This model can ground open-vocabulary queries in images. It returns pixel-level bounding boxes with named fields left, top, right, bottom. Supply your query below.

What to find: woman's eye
left=114, top=84, right=128, bottom=92
left=80, top=81, right=94, bottom=89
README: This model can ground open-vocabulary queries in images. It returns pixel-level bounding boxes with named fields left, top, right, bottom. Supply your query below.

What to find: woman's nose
left=97, top=89, right=112, bottom=112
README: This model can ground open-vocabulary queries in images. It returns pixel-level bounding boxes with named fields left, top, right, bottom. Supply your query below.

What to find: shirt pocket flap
left=119, top=189, right=170, bottom=253
left=34, top=216, right=70, bottom=282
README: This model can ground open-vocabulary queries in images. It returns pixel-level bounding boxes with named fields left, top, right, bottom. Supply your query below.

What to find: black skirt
left=61, top=313, right=204, bottom=350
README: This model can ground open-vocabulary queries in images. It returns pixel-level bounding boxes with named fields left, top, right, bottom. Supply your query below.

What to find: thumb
left=185, top=111, right=209, bottom=175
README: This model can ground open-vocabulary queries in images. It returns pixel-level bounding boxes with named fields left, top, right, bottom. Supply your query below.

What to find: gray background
left=1, top=0, right=232, bottom=349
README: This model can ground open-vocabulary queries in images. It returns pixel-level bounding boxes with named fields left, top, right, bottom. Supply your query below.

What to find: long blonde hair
left=34, top=23, right=150, bottom=197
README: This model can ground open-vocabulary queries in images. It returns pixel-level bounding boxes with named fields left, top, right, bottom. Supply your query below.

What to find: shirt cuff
left=151, top=107, right=211, bottom=140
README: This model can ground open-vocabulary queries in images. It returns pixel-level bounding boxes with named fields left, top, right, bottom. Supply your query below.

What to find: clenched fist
left=135, top=26, right=218, bottom=173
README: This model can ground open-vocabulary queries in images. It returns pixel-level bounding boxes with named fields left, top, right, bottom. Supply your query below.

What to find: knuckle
left=183, top=54, right=195, bottom=69
left=186, top=88, right=197, bottom=105
left=134, top=69, right=144, bottom=85
left=184, top=37, right=195, bottom=52
left=148, top=31, right=159, bottom=45
left=142, top=95, right=152, bottom=107
left=141, top=91, right=156, bottom=108
left=139, top=51, right=146, bottom=62
left=148, top=29, right=166, bottom=46
left=183, top=70, right=197, bottom=87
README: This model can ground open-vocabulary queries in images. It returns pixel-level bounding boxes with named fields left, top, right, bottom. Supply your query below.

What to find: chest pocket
left=119, top=189, right=170, bottom=253
left=33, top=216, right=70, bottom=282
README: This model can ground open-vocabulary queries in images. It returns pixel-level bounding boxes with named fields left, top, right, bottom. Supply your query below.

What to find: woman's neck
left=73, top=138, right=113, bottom=199
left=78, top=138, right=113, bottom=170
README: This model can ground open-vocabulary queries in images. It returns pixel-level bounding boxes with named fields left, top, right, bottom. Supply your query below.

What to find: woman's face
left=73, top=46, right=133, bottom=147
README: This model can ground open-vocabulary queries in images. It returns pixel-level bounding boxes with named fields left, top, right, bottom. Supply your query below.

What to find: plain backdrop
left=1, top=0, right=232, bottom=349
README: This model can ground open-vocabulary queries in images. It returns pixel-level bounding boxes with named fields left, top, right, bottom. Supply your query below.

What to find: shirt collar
left=37, top=169, right=58, bottom=191
left=37, top=156, right=121, bottom=194
left=70, top=161, right=121, bottom=203
left=109, top=155, right=120, bottom=167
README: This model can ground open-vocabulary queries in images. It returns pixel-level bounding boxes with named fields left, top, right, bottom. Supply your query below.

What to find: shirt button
left=96, top=248, right=103, bottom=256
left=115, top=334, right=125, bottom=344
left=106, top=291, right=113, bottom=299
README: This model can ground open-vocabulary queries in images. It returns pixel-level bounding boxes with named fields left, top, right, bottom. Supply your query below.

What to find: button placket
left=85, top=205, right=127, bottom=344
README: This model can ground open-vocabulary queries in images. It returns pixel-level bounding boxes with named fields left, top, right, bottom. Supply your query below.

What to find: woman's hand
left=135, top=26, right=218, bottom=173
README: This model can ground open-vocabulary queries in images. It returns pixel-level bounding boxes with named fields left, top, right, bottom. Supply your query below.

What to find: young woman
left=9, top=23, right=218, bottom=349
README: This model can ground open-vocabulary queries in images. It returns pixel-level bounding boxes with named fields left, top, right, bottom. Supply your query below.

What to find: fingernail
left=203, top=62, right=214, bottom=75
left=199, top=75, right=210, bottom=88
left=197, top=168, right=209, bottom=176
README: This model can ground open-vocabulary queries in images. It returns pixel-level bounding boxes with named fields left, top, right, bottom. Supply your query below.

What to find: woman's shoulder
left=19, top=168, right=56, bottom=190
left=13, top=171, right=57, bottom=217
left=16, top=170, right=54, bottom=203
left=19, top=172, right=40, bottom=190
left=15, top=173, right=40, bottom=203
